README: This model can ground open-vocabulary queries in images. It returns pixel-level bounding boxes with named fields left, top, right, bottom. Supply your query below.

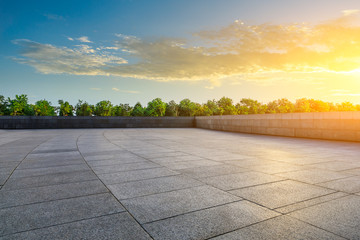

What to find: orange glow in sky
left=2, top=1, right=360, bottom=105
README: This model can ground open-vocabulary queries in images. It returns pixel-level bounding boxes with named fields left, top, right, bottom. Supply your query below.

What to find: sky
left=1, top=0, right=360, bottom=106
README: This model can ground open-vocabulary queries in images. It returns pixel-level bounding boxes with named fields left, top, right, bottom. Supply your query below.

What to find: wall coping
left=0, top=116, right=194, bottom=120
left=195, top=112, right=360, bottom=120
left=1, top=112, right=359, bottom=120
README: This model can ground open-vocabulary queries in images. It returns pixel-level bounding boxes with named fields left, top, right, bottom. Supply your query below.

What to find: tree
left=206, top=100, right=223, bottom=116
left=165, top=100, right=179, bottom=116
left=277, top=98, right=294, bottom=113
left=217, top=97, right=237, bottom=115
left=193, top=103, right=203, bottom=116
left=295, top=98, right=311, bottom=112
left=111, top=105, right=123, bottom=116
left=178, top=98, right=197, bottom=116
left=266, top=100, right=277, bottom=114
left=337, top=102, right=357, bottom=111
left=267, top=98, right=294, bottom=113
left=33, top=100, right=56, bottom=116
left=131, top=102, right=145, bottom=116
left=308, top=99, right=330, bottom=112
left=237, top=98, right=267, bottom=114
left=195, top=104, right=212, bottom=116
left=75, top=100, right=93, bottom=116
left=328, top=102, right=338, bottom=112
left=145, top=98, right=166, bottom=116
left=121, top=104, right=132, bottom=116
left=94, top=100, right=112, bottom=116
left=111, top=104, right=132, bottom=116
left=8, top=94, right=34, bottom=116
left=0, top=95, right=9, bottom=115
left=58, top=100, right=74, bottom=116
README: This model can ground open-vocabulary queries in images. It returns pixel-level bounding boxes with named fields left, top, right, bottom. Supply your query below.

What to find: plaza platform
left=1, top=128, right=360, bottom=239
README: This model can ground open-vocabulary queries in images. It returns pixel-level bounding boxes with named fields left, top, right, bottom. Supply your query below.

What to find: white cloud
left=77, top=36, right=92, bottom=43
left=90, top=88, right=101, bottom=90
left=13, top=39, right=127, bottom=75
left=76, top=45, right=95, bottom=54
left=112, top=88, right=139, bottom=94
left=102, top=46, right=119, bottom=50
left=67, top=37, right=74, bottom=41
left=342, top=9, right=359, bottom=16
left=12, top=11, right=360, bottom=88
left=115, top=33, right=138, bottom=40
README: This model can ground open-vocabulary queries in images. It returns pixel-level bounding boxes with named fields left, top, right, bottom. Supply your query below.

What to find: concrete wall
left=1, top=113, right=360, bottom=142
left=0, top=116, right=195, bottom=129
left=195, top=112, right=360, bottom=142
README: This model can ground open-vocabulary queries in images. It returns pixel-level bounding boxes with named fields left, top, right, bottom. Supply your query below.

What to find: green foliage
left=295, top=98, right=333, bottom=112
left=111, top=104, right=132, bottom=116
left=217, top=97, right=237, bottom=115
left=267, top=98, right=294, bottom=113
left=295, top=98, right=311, bottom=112
left=145, top=98, right=166, bottom=116
left=195, top=104, right=212, bottom=116
left=308, top=99, right=330, bottom=112
left=33, top=100, right=56, bottom=116
left=165, top=100, right=179, bottom=116
left=94, top=100, right=112, bottom=116
left=0, top=95, right=9, bottom=116
left=1, top=94, right=360, bottom=117
left=75, top=100, right=93, bottom=116
left=58, top=100, right=74, bottom=116
left=237, top=98, right=267, bottom=114
left=206, top=100, right=223, bottom=116
left=328, top=102, right=338, bottom=112
left=111, top=104, right=130, bottom=116
left=8, top=94, right=34, bottom=116
left=111, top=105, right=123, bottom=116
left=131, top=102, right=145, bottom=116
left=336, top=102, right=357, bottom=111
left=178, top=99, right=198, bottom=116
left=121, top=104, right=132, bottom=116
left=193, top=103, right=203, bottom=116
left=266, top=101, right=277, bottom=114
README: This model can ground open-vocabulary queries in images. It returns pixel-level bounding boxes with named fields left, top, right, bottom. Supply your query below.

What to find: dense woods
left=0, top=94, right=359, bottom=117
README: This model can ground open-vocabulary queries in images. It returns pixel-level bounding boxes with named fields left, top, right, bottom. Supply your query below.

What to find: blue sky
left=1, top=0, right=360, bottom=106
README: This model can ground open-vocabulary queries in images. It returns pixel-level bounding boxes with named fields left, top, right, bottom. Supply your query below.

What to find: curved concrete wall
left=196, top=112, right=360, bottom=142
left=0, top=116, right=195, bottom=129
left=1, top=113, right=360, bottom=142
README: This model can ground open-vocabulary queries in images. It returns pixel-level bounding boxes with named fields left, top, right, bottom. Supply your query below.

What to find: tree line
left=0, top=94, right=359, bottom=117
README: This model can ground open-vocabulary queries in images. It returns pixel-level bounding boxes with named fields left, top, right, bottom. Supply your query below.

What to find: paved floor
left=1, top=129, right=360, bottom=239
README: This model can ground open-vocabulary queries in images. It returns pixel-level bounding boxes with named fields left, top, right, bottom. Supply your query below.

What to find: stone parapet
left=0, top=116, right=195, bottom=129
left=195, top=112, right=360, bottom=142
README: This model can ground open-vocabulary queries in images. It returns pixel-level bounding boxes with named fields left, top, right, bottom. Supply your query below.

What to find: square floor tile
left=229, top=180, right=334, bottom=209
left=121, top=185, right=241, bottom=223
left=289, top=195, right=360, bottom=239
left=201, top=172, right=284, bottom=191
